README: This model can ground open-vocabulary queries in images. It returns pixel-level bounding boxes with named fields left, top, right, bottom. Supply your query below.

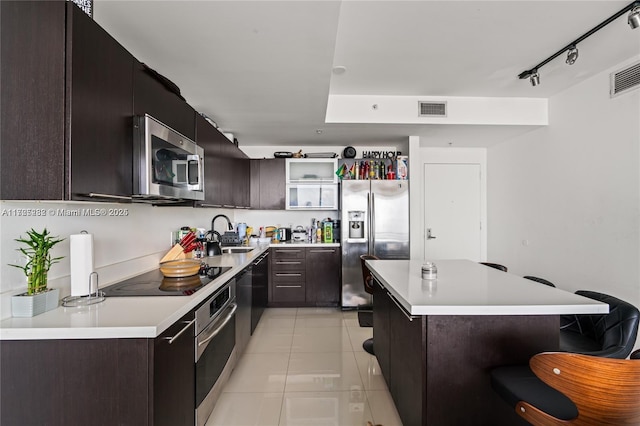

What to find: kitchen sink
left=221, top=247, right=256, bottom=254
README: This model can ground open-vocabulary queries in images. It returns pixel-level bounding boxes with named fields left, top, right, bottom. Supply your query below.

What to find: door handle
left=427, top=228, right=437, bottom=240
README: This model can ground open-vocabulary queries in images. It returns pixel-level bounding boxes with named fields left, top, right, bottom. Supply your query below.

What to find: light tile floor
left=206, top=307, right=403, bottom=426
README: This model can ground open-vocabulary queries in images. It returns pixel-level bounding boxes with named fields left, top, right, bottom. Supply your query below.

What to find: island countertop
left=366, top=259, right=609, bottom=316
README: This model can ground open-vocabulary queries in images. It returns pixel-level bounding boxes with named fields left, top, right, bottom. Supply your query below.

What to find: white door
left=424, top=163, right=481, bottom=260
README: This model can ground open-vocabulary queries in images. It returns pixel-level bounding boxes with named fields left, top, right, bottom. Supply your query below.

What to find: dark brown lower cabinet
left=268, top=247, right=340, bottom=307
left=0, top=314, right=195, bottom=426
left=305, top=247, right=340, bottom=306
left=372, top=278, right=391, bottom=381
left=270, top=247, right=306, bottom=305
left=372, top=277, right=558, bottom=426
left=153, top=314, right=195, bottom=426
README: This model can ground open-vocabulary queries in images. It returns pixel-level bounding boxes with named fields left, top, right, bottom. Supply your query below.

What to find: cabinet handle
left=276, top=261, right=301, bottom=265
left=387, top=291, right=414, bottom=322
left=87, top=193, right=133, bottom=201
left=275, top=273, right=302, bottom=277
left=164, top=318, right=196, bottom=344
left=223, top=205, right=236, bottom=208
left=309, top=249, right=335, bottom=253
left=199, top=203, right=223, bottom=208
left=276, top=285, right=302, bottom=288
left=275, top=249, right=301, bottom=253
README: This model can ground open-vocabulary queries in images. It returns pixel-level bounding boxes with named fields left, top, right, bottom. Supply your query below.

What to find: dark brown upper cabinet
left=250, top=159, right=286, bottom=210
left=195, top=114, right=250, bottom=208
left=67, top=2, right=134, bottom=200
left=1, top=1, right=67, bottom=200
left=0, top=1, right=135, bottom=201
left=133, top=62, right=195, bottom=141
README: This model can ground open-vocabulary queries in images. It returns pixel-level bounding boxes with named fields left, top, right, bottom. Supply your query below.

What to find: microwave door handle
left=187, top=154, right=202, bottom=189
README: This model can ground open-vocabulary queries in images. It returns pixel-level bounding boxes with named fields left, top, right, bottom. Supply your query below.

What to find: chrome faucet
left=211, top=214, right=232, bottom=241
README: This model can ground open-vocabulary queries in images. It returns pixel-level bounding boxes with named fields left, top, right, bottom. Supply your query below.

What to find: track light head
left=566, top=45, right=579, bottom=65
left=629, top=5, right=640, bottom=29
left=530, top=70, right=540, bottom=86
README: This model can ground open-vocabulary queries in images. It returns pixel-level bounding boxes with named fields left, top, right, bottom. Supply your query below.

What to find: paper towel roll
left=70, top=233, right=94, bottom=296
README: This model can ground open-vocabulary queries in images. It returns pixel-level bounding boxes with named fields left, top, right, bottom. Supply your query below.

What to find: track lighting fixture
left=566, top=45, right=579, bottom=65
left=518, top=1, right=640, bottom=86
left=629, top=4, right=640, bottom=29
left=530, top=70, right=540, bottom=86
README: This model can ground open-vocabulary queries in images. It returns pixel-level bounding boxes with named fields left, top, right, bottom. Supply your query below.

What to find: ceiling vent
left=610, top=61, right=640, bottom=98
left=418, top=101, right=447, bottom=117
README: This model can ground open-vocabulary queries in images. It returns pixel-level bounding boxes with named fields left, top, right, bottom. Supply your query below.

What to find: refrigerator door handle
left=366, top=192, right=371, bottom=254
left=371, top=192, right=376, bottom=255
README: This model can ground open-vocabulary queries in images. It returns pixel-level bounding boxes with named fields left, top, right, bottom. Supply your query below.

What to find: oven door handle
left=197, top=303, right=238, bottom=348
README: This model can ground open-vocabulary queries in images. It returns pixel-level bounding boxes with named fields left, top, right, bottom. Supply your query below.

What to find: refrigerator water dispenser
left=348, top=211, right=365, bottom=239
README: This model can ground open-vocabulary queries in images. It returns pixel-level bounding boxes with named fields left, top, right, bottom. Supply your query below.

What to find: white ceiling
left=93, top=1, right=640, bottom=148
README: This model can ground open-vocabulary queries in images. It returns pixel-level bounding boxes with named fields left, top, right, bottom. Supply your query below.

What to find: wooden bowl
left=159, top=259, right=201, bottom=278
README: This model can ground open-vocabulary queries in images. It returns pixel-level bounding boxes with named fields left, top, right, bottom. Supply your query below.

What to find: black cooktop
left=102, top=266, right=232, bottom=296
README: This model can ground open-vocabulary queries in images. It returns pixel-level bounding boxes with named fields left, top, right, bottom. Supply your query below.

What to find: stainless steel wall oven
left=195, top=278, right=237, bottom=425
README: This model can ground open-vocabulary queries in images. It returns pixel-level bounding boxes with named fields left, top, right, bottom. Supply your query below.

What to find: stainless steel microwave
left=133, top=114, right=204, bottom=202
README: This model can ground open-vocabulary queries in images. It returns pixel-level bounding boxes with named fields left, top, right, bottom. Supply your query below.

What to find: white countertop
left=0, top=245, right=271, bottom=341
left=366, top=259, right=610, bottom=316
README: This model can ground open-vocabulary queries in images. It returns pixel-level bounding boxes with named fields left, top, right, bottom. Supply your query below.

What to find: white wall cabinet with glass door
left=286, top=158, right=339, bottom=210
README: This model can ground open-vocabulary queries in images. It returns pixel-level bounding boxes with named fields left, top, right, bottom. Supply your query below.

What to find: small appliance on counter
left=292, top=226, right=306, bottom=242
left=277, top=227, right=292, bottom=242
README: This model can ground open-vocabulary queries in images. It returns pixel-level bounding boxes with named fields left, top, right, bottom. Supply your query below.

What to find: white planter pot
left=11, top=288, right=60, bottom=317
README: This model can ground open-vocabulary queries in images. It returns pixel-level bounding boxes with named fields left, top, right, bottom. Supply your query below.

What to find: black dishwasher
left=251, top=251, right=269, bottom=334
left=234, top=266, right=252, bottom=357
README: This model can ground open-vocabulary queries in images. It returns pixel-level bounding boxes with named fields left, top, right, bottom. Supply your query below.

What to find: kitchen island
left=365, top=259, right=608, bottom=426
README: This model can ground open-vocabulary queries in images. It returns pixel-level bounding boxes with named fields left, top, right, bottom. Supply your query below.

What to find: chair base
left=363, top=338, right=375, bottom=355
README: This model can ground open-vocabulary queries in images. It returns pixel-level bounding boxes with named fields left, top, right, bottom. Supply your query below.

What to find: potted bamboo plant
left=9, top=228, right=64, bottom=317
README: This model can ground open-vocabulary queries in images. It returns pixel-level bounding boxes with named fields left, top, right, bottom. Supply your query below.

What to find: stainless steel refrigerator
left=341, top=180, right=410, bottom=308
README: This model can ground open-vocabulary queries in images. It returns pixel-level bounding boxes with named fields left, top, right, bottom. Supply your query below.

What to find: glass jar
left=422, top=262, right=437, bottom=280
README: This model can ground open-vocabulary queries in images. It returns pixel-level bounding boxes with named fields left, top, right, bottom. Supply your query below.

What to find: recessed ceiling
left=93, top=1, right=640, bottom=148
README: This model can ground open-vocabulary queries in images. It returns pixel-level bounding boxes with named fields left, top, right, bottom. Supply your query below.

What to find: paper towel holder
left=62, top=272, right=105, bottom=307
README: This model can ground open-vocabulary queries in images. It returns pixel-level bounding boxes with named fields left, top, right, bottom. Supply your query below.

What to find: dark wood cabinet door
left=196, top=114, right=224, bottom=207
left=250, top=160, right=261, bottom=208
left=250, top=159, right=286, bottom=209
left=217, top=140, right=236, bottom=207
left=251, top=252, right=269, bottom=333
left=305, top=247, right=340, bottom=306
left=67, top=2, right=134, bottom=199
left=372, top=278, right=391, bottom=382
left=153, top=313, right=195, bottom=426
left=0, top=338, right=150, bottom=426
left=1, top=0, right=66, bottom=200
left=195, top=115, right=250, bottom=208
left=389, top=300, right=426, bottom=426
left=232, top=155, right=251, bottom=209
left=133, top=61, right=195, bottom=141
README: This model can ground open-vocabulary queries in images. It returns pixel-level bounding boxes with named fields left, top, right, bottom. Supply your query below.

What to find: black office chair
left=631, top=349, right=640, bottom=360
left=523, top=276, right=556, bottom=287
left=479, top=262, right=508, bottom=272
left=359, top=254, right=379, bottom=355
left=559, top=290, right=639, bottom=359
left=490, top=351, right=640, bottom=425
